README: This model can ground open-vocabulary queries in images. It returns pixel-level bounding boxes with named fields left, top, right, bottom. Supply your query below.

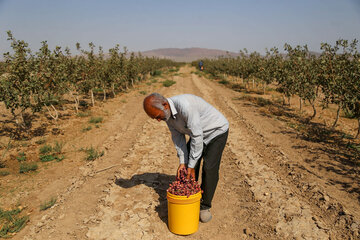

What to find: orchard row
left=194, top=40, right=360, bottom=138
left=0, top=31, right=181, bottom=123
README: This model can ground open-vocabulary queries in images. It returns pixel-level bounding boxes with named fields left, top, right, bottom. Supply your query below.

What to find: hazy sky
left=0, top=0, right=360, bottom=55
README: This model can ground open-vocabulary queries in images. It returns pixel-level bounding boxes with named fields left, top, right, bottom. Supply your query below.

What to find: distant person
left=199, top=60, right=204, bottom=71
left=143, top=93, right=229, bottom=223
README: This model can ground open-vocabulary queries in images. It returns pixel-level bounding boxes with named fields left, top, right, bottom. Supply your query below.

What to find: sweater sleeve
left=168, top=124, right=188, bottom=165
left=186, top=111, right=203, bottom=168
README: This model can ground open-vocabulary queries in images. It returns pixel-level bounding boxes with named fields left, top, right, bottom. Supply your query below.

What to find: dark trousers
left=187, top=130, right=229, bottom=210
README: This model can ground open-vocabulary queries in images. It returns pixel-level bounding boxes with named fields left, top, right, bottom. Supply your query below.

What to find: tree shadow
left=234, top=93, right=360, bottom=201
left=115, top=172, right=175, bottom=224
left=253, top=97, right=360, bottom=165
left=0, top=113, right=38, bottom=140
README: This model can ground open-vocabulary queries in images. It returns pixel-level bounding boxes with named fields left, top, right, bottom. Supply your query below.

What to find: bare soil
left=1, top=66, right=359, bottom=239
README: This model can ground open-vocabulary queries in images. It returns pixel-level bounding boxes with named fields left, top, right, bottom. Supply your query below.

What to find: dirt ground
left=1, top=66, right=360, bottom=239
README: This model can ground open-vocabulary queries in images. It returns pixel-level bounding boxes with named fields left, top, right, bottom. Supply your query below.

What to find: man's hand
left=177, top=164, right=187, bottom=178
left=187, top=168, right=195, bottom=180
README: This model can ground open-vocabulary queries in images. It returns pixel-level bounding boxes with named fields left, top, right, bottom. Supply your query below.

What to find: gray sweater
left=166, top=94, right=229, bottom=168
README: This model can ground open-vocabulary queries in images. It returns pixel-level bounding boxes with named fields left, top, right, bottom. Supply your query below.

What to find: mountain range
left=140, top=47, right=240, bottom=62
left=140, top=47, right=322, bottom=62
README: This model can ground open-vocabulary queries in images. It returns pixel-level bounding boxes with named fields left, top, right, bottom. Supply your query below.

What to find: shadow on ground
left=233, top=93, right=360, bottom=202
left=115, top=172, right=175, bottom=224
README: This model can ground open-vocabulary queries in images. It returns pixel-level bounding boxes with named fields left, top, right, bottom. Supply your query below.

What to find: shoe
left=200, top=209, right=212, bottom=223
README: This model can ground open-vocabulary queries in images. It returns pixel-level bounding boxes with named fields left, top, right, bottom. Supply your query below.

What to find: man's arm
left=168, top=124, right=188, bottom=165
left=186, top=111, right=203, bottom=169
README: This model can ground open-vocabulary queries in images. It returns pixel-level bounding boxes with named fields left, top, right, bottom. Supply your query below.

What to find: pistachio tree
left=0, top=31, right=33, bottom=124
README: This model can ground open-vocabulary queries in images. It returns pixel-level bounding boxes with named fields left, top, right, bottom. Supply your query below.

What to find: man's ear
left=163, top=101, right=169, bottom=109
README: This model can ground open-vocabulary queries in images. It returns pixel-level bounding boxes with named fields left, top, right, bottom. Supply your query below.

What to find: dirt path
left=10, top=66, right=359, bottom=239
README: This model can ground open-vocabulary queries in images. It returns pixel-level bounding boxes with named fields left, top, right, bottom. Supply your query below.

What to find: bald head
left=143, top=93, right=171, bottom=121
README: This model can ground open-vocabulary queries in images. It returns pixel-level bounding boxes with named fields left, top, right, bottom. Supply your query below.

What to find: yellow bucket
left=167, top=191, right=202, bottom=235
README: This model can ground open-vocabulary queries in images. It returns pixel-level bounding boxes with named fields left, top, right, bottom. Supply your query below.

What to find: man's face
left=147, top=106, right=171, bottom=122
left=143, top=96, right=171, bottom=122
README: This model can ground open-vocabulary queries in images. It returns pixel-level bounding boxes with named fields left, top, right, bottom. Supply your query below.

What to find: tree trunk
left=75, top=96, right=79, bottom=113
left=70, top=91, right=79, bottom=113
left=45, top=104, right=58, bottom=121
left=263, top=82, right=266, bottom=95
left=90, top=89, right=95, bottom=107
left=309, top=99, right=317, bottom=120
left=103, top=85, right=106, bottom=101
left=287, top=96, right=291, bottom=106
left=112, top=83, right=116, bottom=97
left=11, top=109, right=18, bottom=125
left=252, top=79, right=255, bottom=89
left=356, top=118, right=360, bottom=139
left=299, top=97, right=302, bottom=111
left=332, top=103, right=342, bottom=128
left=282, top=94, right=286, bottom=105
left=20, top=110, right=26, bottom=127
left=12, top=109, right=25, bottom=127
